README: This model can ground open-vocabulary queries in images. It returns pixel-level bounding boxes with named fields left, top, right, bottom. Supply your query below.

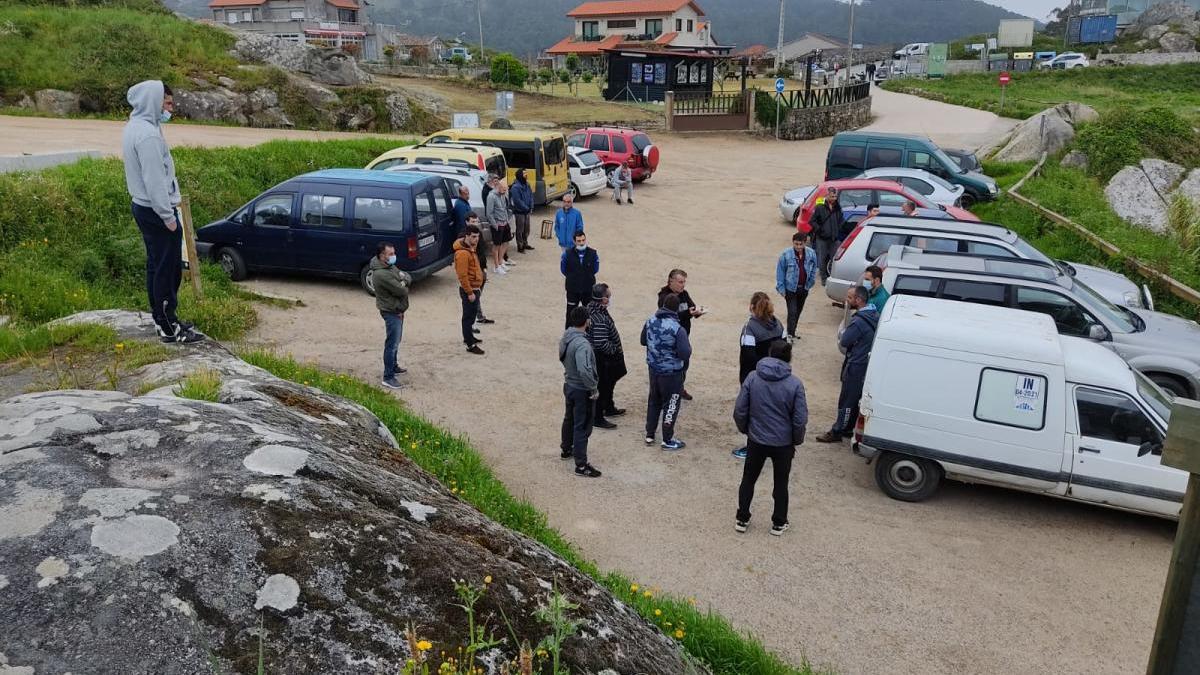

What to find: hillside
left=165, top=0, right=1032, bottom=56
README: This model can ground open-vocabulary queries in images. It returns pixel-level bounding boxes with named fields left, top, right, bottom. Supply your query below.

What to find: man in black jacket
left=817, top=285, right=879, bottom=442
left=586, top=282, right=627, bottom=430
left=560, top=231, right=599, bottom=329
left=809, top=187, right=843, bottom=284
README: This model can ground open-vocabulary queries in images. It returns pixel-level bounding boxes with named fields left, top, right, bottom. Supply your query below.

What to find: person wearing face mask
left=561, top=230, right=599, bottom=329
left=816, top=285, right=879, bottom=443
left=369, top=241, right=412, bottom=389
left=656, top=269, right=704, bottom=401
left=862, top=264, right=889, bottom=313
left=586, top=282, right=627, bottom=430
left=554, top=194, right=585, bottom=252
left=123, top=80, right=203, bottom=344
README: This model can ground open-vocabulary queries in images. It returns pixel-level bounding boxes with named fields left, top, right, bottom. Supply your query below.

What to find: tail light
left=407, top=237, right=419, bottom=260
left=476, top=154, right=485, bottom=170
left=853, top=414, right=866, bottom=443
left=834, top=223, right=864, bottom=261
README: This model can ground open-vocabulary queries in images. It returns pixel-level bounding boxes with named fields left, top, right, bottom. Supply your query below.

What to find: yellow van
left=424, top=128, right=569, bottom=205
left=365, top=143, right=507, bottom=177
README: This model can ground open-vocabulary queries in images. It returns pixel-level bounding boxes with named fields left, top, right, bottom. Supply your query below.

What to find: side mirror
left=1138, top=441, right=1162, bottom=457
left=1087, top=323, right=1112, bottom=341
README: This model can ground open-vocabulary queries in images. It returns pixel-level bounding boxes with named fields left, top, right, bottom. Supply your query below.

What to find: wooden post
left=1148, top=398, right=1200, bottom=675
left=178, top=197, right=203, bottom=300
left=665, top=90, right=675, bottom=131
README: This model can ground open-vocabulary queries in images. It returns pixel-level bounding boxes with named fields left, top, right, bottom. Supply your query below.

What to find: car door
left=429, top=179, right=456, bottom=259
left=291, top=186, right=353, bottom=274
left=410, top=185, right=442, bottom=270
left=864, top=144, right=904, bottom=170
left=244, top=192, right=297, bottom=270
left=1069, top=386, right=1184, bottom=516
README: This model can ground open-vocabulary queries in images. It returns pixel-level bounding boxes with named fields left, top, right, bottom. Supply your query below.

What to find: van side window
left=866, top=146, right=903, bottom=169
left=892, top=275, right=939, bottom=298
left=485, top=156, right=506, bottom=176
left=504, top=148, right=536, bottom=170
left=415, top=190, right=435, bottom=229
left=254, top=194, right=293, bottom=227
left=587, top=134, right=610, bottom=152
left=909, top=151, right=935, bottom=171
left=352, top=197, right=405, bottom=232
left=940, top=279, right=1007, bottom=306
left=975, top=368, right=1047, bottom=430
left=829, top=145, right=865, bottom=171
left=1014, top=287, right=1096, bottom=337
left=430, top=184, right=450, bottom=214
left=866, top=232, right=906, bottom=259
left=1076, top=388, right=1162, bottom=446
left=544, top=137, right=566, bottom=164
left=966, top=241, right=1015, bottom=257
left=300, top=194, right=345, bottom=228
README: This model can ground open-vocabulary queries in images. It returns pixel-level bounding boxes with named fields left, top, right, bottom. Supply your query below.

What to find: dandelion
left=688, top=597, right=697, bottom=606
left=653, top=608, right=662, bottom=617
left=630, top=583, right=639, bottom=593
left=675, top=629, right=685, bottom=639
left=411, top=442, right=417, bottom=449
left=483, top=575, right=492, bottom=584
left=114, top=343, right=125, bottom=351
left=642, top=590, right=652, bottom=599
left=417, top=640, right=432, bottom=651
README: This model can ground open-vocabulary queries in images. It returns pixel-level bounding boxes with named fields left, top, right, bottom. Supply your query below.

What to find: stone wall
left=1095, top=52, right=1200, bottom=66
left=777, top=96, right=872, bottom=141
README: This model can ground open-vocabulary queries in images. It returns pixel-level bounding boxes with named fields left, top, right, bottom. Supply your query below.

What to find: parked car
left=567, top=146, right=608, bottom=199
left=856, top=167, right=966, bottom=208
left=195, top=170, right=456, bottom=295
left=826, top=131, right=999, bottom=206
left=942, top=148, right=981, bottom=173
left=566, top=126, right=659, bottom=181
left=366, top=142, right=507, bottom=177
left=893, top=42, right=930, bottom=58
left=880, top=246, right=1200, bottom=398
left=443, top=46, right=472, bottom=62
left=779, top=178, right=978, bottom=230
left=384, top=163, right=487, bottom=216
left=853, top=295, right=1180, bottom=519
left=1040, top=52, right=1089, bottom=69
left=872, top=66, right=889, bottom=84
left=829, top=215, right=1152, bottom=309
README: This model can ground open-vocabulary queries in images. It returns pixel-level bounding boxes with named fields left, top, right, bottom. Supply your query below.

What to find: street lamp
left=846, top=0, right=856, bottom=78
left=775, top=0, right=785, bottom=72
left=476, top=0, right=484, bottom=63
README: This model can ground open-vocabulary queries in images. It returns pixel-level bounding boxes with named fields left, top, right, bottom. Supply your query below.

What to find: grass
left=881, top=63, right=1200, bottom=125
left=176, top=368, right=222, bottom=402
left=0, top=321, right=170, bottom=391
left=0, top=137, right=406, bottom=340
left=240, top=350, right=813, bottom=675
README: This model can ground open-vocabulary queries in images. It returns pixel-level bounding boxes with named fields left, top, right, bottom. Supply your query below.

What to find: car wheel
left=959, top=193, right=976, bottom=209
left=1149, top=373, right=1191, bottom=399
left=216, top=246, right=248, bottom=281
left=874, top=452, right=942, bottom=502
left=568, top=182, right=580, bottom=199
left=360, top=264, right=376, bottom=297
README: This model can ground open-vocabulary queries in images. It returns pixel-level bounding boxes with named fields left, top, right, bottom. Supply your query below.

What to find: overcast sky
left=987, top=0, right=1061, bottom=21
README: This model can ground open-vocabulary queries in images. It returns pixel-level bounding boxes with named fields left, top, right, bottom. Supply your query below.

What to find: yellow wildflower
left=654, top=609, right=662, bottom=617
left=114, top=343, right=125, bottom=351
left=643, top=590, right=652, bottom=598
left=417, top=640, right=432, bottom=651
left=675, top=629, right=685, bottom=639
left=483, top=575, right=492, bottom=584
left=630, top=583, right=638, bottom=593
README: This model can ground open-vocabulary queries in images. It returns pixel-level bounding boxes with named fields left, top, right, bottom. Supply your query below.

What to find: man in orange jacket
left=453, top=224, right=486, bottom=355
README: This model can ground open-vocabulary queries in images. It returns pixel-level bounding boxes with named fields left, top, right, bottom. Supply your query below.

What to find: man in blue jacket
left=510, top=168, right=535, bottom=253
left=640, top=293, right=692, bottom=451
left=553, top=195, right=584, bottom=252
left=733, top=340, right=808, bottom=535
left=451, top=184, right=473, bottom=235
left=817, top=286, right=879, bottom=443
left=775, top=231, right=818, bottom=342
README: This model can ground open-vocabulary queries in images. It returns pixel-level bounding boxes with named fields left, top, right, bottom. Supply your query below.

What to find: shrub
left=1074, top=107, right=1200, bottom=180
left=489, top=52, right=528, bottom=89
left=175, top=368, right=222, bottom=402
left=582, top=72, right=594, bottom=84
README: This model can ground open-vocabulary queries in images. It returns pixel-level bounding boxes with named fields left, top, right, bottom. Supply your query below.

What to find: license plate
left=418, top=235, right=436, bottom=248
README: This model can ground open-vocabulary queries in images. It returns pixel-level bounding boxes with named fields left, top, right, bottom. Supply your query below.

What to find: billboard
left=997, top=19, right=1035, bottom=47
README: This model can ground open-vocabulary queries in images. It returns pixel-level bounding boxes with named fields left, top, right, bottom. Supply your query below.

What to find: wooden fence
left=665, top=89, right=754, bottom=132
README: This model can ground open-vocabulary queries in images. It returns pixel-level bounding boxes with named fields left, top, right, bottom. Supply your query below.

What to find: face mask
left=863, top=279, right=873, bottom=290
left=386, top=254, right=397, bottom=266
left=575, top=244, right=586, bottom=251
left=159, top=110, right=172, bottom=124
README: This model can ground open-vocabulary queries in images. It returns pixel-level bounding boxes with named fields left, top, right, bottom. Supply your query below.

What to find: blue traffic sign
left=775, top=77, right=786, bottom=93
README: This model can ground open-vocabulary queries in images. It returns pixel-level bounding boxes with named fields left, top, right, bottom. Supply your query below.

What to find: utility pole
left=477, top=0, right=485, bottom=64
left=846, top=0, right=855, bottom=80
left=775, top=0, right=785, bottom=72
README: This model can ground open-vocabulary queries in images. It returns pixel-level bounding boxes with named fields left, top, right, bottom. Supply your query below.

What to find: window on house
left=676, top=18, right=682, bottom=31
left=338, top=9, right=357, bottom=22
left=582, top=21, right=599, bottom=38
left=645, top=19, right=662, bottom=36
left=608, top=19, right=636, bottom=28
left=242, top=10, right=252, bottom=21
left=227, top=12, right=238, bottom=23
left=687, top=19, right=694, bottom=32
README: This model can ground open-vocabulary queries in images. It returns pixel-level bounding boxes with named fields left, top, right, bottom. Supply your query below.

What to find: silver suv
left=881, top=246, right=1200, bottom=398
left=828, top=215, right=1152, bottom=311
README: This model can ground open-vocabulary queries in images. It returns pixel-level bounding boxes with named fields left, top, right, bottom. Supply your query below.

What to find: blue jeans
left=381, top=311, right=403, bottom=379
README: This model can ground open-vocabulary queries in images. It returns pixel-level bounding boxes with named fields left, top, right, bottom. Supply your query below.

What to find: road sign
left=998, top=71, right=1011, bottom=85
left=775, top=77, right=786, bottom=93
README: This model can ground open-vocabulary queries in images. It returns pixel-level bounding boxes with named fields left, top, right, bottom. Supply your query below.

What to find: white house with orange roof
left=208, top=0, right=402, bottom=61
left=545, top=0, right=729, bottom=70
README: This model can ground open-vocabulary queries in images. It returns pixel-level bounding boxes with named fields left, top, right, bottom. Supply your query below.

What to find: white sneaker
left=503, top=259, right=517, bottom=266
left=494, top=266, right=507, bottom=275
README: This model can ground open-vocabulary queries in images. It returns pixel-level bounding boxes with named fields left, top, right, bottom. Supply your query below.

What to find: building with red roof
left=208, top=0, right=408, bottom=61
left=545, top=0, right=730, bottom=69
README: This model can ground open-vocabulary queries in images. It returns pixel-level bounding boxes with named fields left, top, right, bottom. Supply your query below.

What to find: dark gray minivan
left=196, top=170, right=457, bottom=294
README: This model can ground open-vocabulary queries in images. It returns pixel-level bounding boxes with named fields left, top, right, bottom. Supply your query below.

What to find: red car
left=567, top=126, right=660, bottom=181
left=794, top=178, right=978, bottom=232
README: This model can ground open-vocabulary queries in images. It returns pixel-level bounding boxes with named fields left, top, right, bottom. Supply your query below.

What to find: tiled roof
left=654, top=31, right=678, bottom=45
left=735, top=44, right=768, bottom=57
left=208, top=0, right=265, bottom=7
left=567, top=0, right=704, bottom=18
left=394, top=34, right=442, bottom=46
left=546, top=33, right=623, bottom=54
left=325, top=0, right=360, bottom=8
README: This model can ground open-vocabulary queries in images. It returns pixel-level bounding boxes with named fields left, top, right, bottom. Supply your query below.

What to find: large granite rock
left=1132, top=2, right=1199, bottom=34
left=384, top=92, right=412, bottom=130
left=1145, top=25, right=1170, bottom=41
left=1173, top=168, right=1200, bottom=207
left=0, top=310, right=702, bottom=675
left=993, top=103, right=1098, bottom=163
left=231, top=33, right=371, bottom=86
left=1061, top=150, right=1089, bottom=170
left=1160, top=31, right=1198, bottom=52
left=305, top=48, right=372, bottom=86
left=33, top=89, right=80, bottom=116
left=1104, top=159, right=1187, bottom=233
left=173, top=88, right=249, bottom=125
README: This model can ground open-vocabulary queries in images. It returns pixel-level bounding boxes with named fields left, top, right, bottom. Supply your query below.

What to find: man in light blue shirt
left=554, top=195, right=585, bottom=251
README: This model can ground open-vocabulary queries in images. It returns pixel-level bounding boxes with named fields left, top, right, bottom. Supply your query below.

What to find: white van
left=853, top=295, right=1181, bottom=519
left=893, top=42, right=930, bottom=58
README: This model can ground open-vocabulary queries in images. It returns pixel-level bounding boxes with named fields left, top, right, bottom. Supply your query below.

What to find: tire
left=215, top=246, right=248, bottom=281
left=874, top=452, right=942, bottom=502
left=568, top=182, right=580, bottom=199
left=360, top=264, right=376, bottom=297
left=959, top=192, right=977, bottom=209
left=1149, top=373, right=1191, bottom=399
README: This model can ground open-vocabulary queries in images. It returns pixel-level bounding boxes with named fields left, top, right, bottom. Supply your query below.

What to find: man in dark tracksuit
left=560, top=306, right=601, bottom=478
left=817, top=285, right=879, bottom=442
left=560, top=231, right=599, bottom=329
left=640, top=293, right=692, bottom=451
left=809, top=187, right=843, bottom=284
left=656, top=269, right=704, bottom=400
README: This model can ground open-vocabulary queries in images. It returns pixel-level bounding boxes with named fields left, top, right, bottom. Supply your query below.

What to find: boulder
left=217, top=76, right=237, bottom=89
left=1181, top=19, right=1200, bottom=38
left=231, top=32, right=310, bottom=72
left=0, top=310, right=704, bottom=675
left=341, top=104, right=376, bottom=131
left=305, top=48, right=372, bottom=86
left=249, top=109, right=294, bottom=128
left=993, top=102, right=1097, bottom=162
left=490, top=117, right=515, bottom=129
left=246, top=87, right=279, bottom=113
left=1132, top=2, right=1199, bottom=33
left=1104, top=159, right=1187, bottom=233
left=1159, top=31, right=1198, bottom=52
left=15, top=94, right=35, bottom=110
left=1145, top=24, right=1170, bottom=41
left=173, top=89, right=249, bottom=125
left=286, top=74, right=339, bottom=109
left=1061, top=150, right=1089, bottom=170
left=1172, top=168, right=1200, bottom=206
left=33, top=89, right=80, bottom=116
left=383, top=92, right=411, bottom=130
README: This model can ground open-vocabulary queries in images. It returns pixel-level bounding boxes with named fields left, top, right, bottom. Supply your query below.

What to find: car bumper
left=406, top=251, right=454, bottom=282
left=575, top=171, right=608, bottom=196
left=632, top=167, right=652, bottom=181
left=779, top=199, right=798, bottom=222
left=852, top=440, right=879, bottom=460
left=825, top=277, right=853, bottom=302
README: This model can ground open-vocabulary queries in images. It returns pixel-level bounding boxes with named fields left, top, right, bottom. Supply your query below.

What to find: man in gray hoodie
left=733, top=340, right=808, bottom=536
left=122, top=80, right=202, bottom=343
left=560, top=306, right=601, bottom=478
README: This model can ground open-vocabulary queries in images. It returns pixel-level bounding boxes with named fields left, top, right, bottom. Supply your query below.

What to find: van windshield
left=1135, top=369, right=1173, bottom=424
left=933, top=147, right=966, bottom=174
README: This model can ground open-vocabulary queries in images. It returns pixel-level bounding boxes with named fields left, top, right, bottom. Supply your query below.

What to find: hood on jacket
left=516, top=169, right=528, bottom=184
left=559, top=327, right=588, bottom=359
left=747, top=315, right=782, bottom=342
left=368, top=256, right=391, bottom=271
left=127, top=80, right=165, bottom=125
left=453, top=238, right=474, bottom=253
left=755, top=357, right=792, bottom=382
left=654, top=307, right=678, bottom=321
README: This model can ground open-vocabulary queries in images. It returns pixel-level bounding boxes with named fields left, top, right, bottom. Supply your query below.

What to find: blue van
left=195, top=169, right=457, bottom=294
left=826, top=132, right=998, bottom=206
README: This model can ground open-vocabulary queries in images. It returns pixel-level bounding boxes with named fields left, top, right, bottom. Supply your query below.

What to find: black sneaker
left=472, top=327, right=481, bottom=334
left=605, top=408, right=627, bottom=417
left=574, top=464, right=602, bottom=478
left=560, top=449, right=573, bottom=460
left=734, top=520, right=748, bottom=533
left=381, top=377, right=403, bottom=389
left=525, top=244, right=535, bottom=251
left=477, top=317, right=496, bottom=324
left=770, top=523, right=790, bottom=537
left=161, top=327, right=205, bottom=344
left=680, top=389, right=693, bottom=401
left=466, top=344, right=485, bottom=355
left=594, top=418, right=617, bottom=430
left=644, top=435, right=655, bottom=446
left=155, top=320, right=194, bottom=338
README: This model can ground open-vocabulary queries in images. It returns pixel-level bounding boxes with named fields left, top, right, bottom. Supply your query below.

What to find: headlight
left=1123, top=290, right=1141, bottom=308
left=988, top=184, right=997, bottom=194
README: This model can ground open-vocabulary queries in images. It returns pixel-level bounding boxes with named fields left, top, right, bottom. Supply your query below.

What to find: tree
left=451, top=53, right=467, bottom=73
left=565, top=53, right=581, bottom=74
left=383, top=44, right=398, bottom=66
left=535, top=68, right=553, bottom=91
left=409, top=44, right=430, bottom=65
left=489, top=52, right=528, bottom=89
